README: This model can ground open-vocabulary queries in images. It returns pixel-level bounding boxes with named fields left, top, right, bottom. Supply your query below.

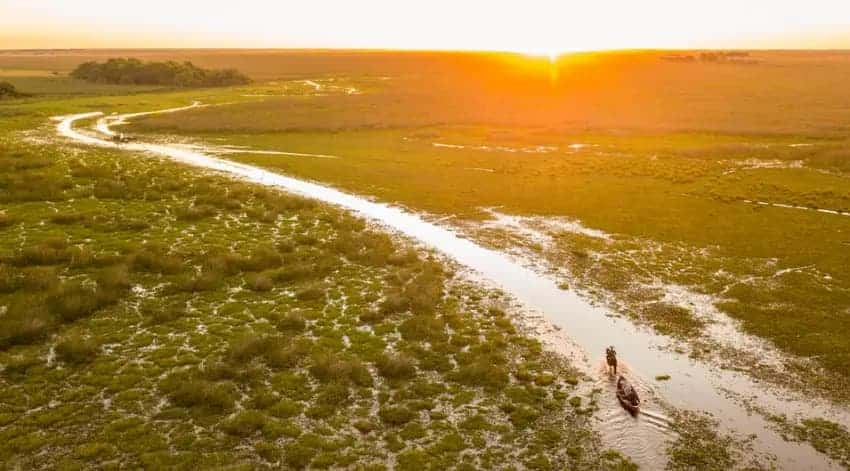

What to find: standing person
left=605, top=346, right=617, bottom=375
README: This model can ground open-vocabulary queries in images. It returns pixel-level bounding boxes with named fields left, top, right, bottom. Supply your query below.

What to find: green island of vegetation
left=70, top=58, right=252, bottom=87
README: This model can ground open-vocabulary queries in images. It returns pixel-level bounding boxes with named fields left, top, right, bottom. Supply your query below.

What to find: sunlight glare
left=521, top=48, right=560, bottom=63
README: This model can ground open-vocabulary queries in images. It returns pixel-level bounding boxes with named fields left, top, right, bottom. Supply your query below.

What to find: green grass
left=0, top=100, right=640, bottom=470
left=0, top=106, right=636, bottom=468
left=2, top=76, right=165, bottom=96
left=766, top=414, right=850, bottom=469
left=666, top=411, right=748, bottom=471
left=376, top=353, right=417, bottom=381
left=55, top=333, right=100, bottom=364
left=6, top=51, right=847, bottom=467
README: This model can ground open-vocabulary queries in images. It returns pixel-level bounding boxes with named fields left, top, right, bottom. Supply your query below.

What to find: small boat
left=616, top=375, right=640, bottom=414
left=111, top=133, right=135, bottom=144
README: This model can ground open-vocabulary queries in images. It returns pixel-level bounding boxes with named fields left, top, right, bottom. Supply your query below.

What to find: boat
left=111, top=133, right=135, bottom=144
left=616, top=375, right=640, bottom=414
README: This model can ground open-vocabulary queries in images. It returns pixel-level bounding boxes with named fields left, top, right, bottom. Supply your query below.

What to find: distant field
left=6, top=48, right=850, bottom=135
left=1, top=76, right=165, bottom=96
left=0, top=68, right=56, bottom=77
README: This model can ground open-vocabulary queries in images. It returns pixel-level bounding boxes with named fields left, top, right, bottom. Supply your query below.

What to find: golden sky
left=2, top=0, right=850, bottom=52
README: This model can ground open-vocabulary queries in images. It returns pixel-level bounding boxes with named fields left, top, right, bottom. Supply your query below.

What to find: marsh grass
left=55, top=333, right=100, bottom=364
left=0, top=298, right=53, bottom=348
left=275, top=313, right=306, bottom=333
left=757, top=413, right=846, bottom=469
left=0, top=169, right=70, bottom=203
left=265, top=338, right=312, bottom=370
left=46, top=281, right=107, bottom=322
left=399, top=314, right=446, bottom=343
left=143, top=303, right=186, bottom=325
left=0, top=86, right=628, bottom=470
left=134, top=96, right=850, bottom=389
left=641, top=302, right=705, bottom=339
left=379, top=405, right=416, bottom=426
left=308, top=352, right=372, bottom=387
left=376, top=353, right=417, bottom=381
left=666, top=411, right=739, bottom=471
left=49, top=212, right=89, bottom=225
left=220, top=410, right=267, bottom=437
left=161, top=376, right=238, bottom=413
left=14, top=238, right=71, bottom=266
left=0, top=213, right=15, bottom=228
left=295, top=282, right=326, bottom=301
left=307, top=383, right=351, bottom=418
left=171, top=269, right=225, bottom=293
left=93, top=179, right=132, bottom=200
left=227, top=334, right=275, bottom=362
left=787, top=418, right=850, bottom=468
left=453, top=360, right=510, bottom=391
left=96, top=264, right=132, bottom=291
left=245, top=271, right=274, bottom=291
left=0, top=265, right=18, bottom=293
left=174, top=203, right=217, bottom=222
left=131, top=245, right=184, bottom=274
left=242, top=244, right=282, bottom=272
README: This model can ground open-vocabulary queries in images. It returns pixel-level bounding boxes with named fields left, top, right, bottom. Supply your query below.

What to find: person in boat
left=605, top=346, right=617, bottom=375
left=111, top=133, right=132, bottom=144
left=617, top=375, right=640, bottom=407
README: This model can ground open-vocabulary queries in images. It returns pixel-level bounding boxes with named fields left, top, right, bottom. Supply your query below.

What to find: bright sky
left=2, top=0, right=850, bottom=52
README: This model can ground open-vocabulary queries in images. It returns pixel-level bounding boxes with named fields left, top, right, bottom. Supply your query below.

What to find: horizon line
left=3, top=46, right=850, bottom=55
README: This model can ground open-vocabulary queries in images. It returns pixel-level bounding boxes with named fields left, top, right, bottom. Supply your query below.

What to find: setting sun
left=521, top=48, right=562, bottom=63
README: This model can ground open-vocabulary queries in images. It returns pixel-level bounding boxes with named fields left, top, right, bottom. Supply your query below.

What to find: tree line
left=70, top=58, right=252, bottom=87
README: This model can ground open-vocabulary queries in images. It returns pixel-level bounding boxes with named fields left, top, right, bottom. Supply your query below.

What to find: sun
left=521, top=47, right=561, bottom=63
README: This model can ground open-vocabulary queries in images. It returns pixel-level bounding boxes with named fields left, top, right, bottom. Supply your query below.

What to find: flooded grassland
left=5, top=50, right=850, bottom=468
left=0, top=83, right=638, bottom=469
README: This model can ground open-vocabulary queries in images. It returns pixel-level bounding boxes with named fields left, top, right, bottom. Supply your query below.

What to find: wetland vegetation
left=0, top=65, right=632, bottom=469
left=124, top=51, right=850, bottom=391
left=2, top=48, right=850, bottom=469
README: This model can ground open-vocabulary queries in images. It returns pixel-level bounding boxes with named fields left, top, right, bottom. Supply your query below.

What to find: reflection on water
left=55, top=105, right=847, bottom=470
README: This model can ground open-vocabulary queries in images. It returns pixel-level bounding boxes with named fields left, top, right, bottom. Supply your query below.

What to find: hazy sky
left=2, top=0, right=850, bottom=52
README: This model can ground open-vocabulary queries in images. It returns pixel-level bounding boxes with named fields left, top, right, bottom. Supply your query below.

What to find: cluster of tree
left=0, top=81, right=25, bottom=100
left=662, top=51, right=757, bottom=64
left=70, top=58, right=252, bottom=87
left=698, top=51, right=751, bottom=62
